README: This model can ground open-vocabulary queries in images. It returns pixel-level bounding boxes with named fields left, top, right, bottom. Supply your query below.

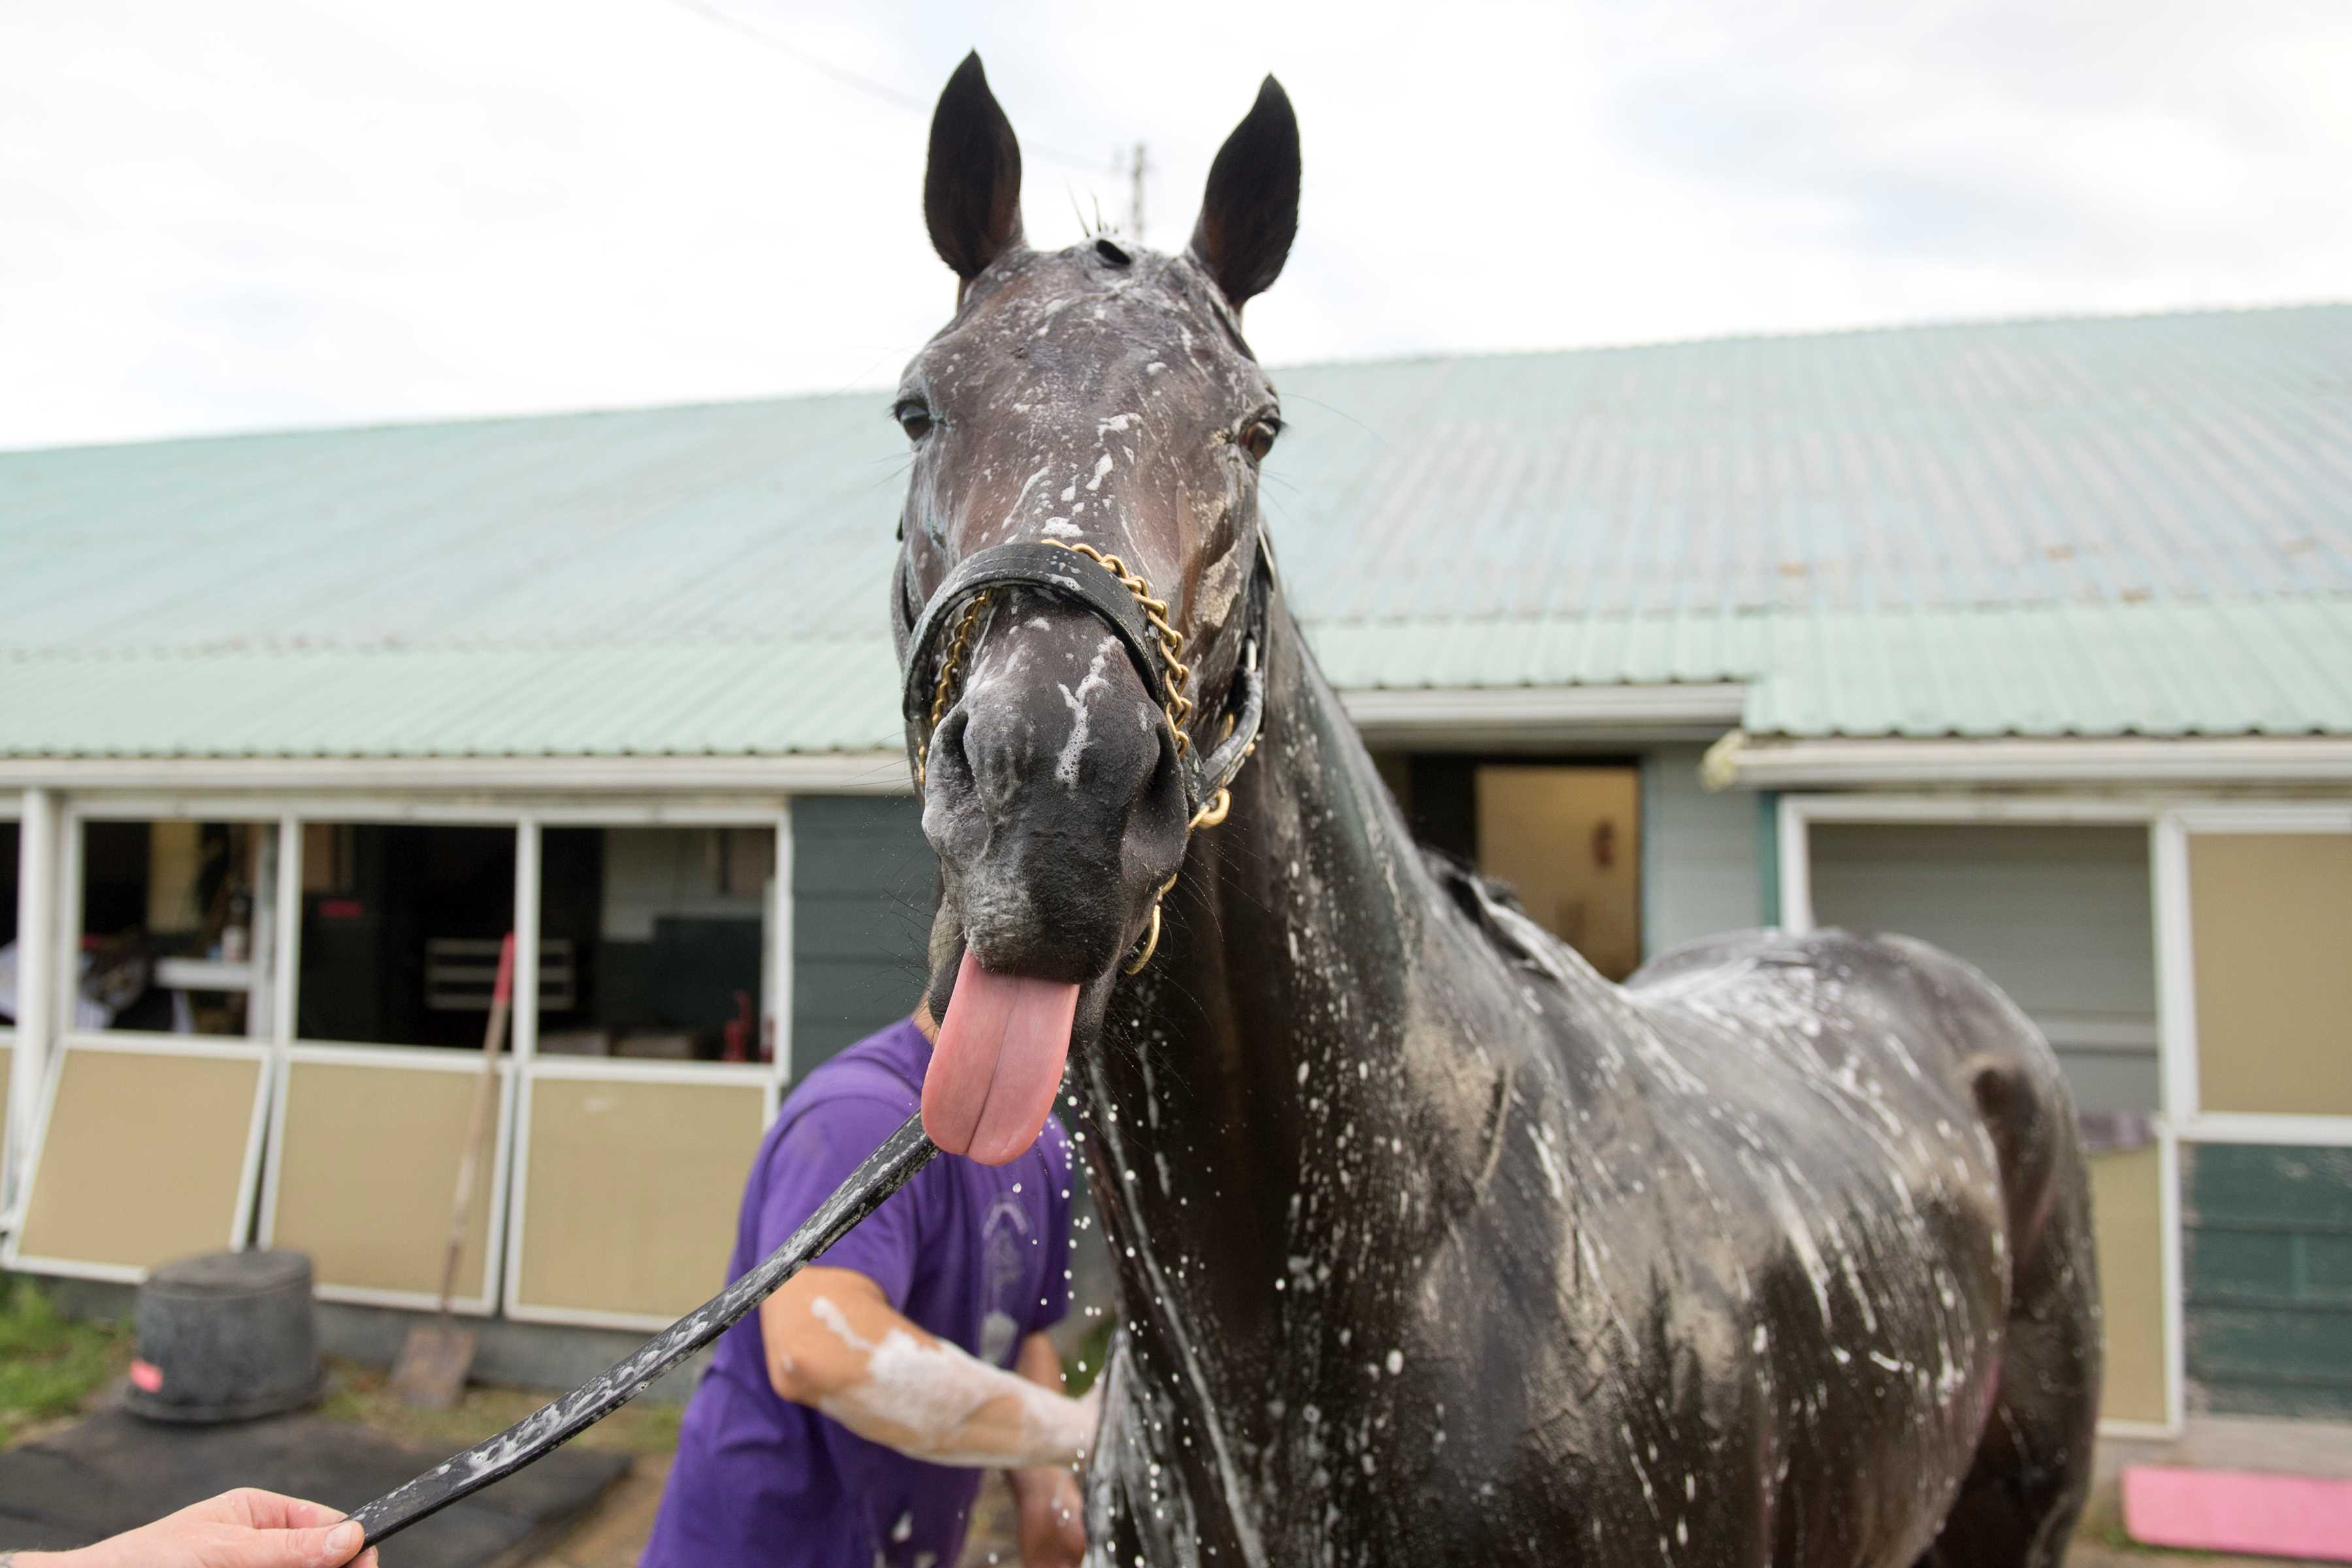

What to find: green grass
left=1062, top=1314, right=1115, bottom=1396
left=0, top=1275, right=132, bottom=1444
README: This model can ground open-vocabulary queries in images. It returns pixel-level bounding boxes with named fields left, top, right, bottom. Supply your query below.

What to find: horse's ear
left=924, top=52, right=1024, bottom=284
left=1188, top=76, right=1300, bottom=309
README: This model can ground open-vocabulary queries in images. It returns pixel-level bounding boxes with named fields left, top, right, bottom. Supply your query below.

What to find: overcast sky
left=4, top=0, right=2345, bottom=451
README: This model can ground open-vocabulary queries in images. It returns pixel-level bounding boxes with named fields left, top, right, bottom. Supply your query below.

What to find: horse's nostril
left=956, top=702, right=1027, bottom=815
left=1140, top=718, right=1183, bottom=811
left=926, top=707, right=973, bottom=789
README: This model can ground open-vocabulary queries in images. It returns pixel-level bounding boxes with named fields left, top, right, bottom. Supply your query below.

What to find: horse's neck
left=1076, top=599, right=1516, bottom=1382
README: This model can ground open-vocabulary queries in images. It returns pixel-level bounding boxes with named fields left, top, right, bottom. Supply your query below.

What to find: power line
left=656, top=0, right=1112, bottom=176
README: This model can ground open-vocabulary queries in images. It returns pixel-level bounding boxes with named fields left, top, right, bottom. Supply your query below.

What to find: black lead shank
left=348, top=1114, right=939, bottom=1549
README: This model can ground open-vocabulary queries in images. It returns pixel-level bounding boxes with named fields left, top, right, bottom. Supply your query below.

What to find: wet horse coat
left=892, top=56, right=2100, bottom=1566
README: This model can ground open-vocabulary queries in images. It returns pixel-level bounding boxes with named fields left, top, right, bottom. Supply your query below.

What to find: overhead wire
left=655, top=0, right=1115, bottom=176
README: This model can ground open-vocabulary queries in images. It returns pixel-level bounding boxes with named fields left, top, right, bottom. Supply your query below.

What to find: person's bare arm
left=759, top=1266, right=1095, bottom=1469
left=1005, top=1331, right=1087, bottom=1568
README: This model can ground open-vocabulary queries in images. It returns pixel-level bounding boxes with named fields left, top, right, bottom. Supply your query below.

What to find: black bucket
left=124, top=1249, right=325, bottom=1424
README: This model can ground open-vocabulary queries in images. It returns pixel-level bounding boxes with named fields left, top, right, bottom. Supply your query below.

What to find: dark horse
left=890, top=55, right=2100, bottom=1566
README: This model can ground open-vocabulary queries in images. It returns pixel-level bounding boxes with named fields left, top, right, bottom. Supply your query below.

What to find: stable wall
left=1806, top=823, right=2159, bottom=1115
left=2185, top=1145, right=2352, bottom=1419
left=788, top=796, right=936, bottom=1079
left=1641, top=745, right=1764, bottom=956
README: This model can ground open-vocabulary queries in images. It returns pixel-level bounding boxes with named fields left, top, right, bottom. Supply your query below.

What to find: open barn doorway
left=1389, top=756, right=1644, bottom=983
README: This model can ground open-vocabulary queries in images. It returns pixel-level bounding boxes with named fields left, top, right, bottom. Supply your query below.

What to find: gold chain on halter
left=912, top=540, right=1239, bottom=974
left=914, top=591, right=992, bottom=788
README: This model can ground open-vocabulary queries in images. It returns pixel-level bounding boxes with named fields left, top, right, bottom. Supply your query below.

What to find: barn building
left=1, top=304, right=2346, bottom=1435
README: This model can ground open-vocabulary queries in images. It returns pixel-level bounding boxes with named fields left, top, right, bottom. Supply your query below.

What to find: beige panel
left=517, top=1077, right=765, bottom=1318
left=0, top=1042, right=12, bottom=1160
left=19, top=1049, right=262, bottom=1270
left=1476, top=766, right=1643, bottom=981
left=147, top=821, right=204, bottom=934
left=2189, top=834, right=2352, bottom=1117
left=272, top=1060, right=504, bottom=1299
left=2089, top=1144, right=2169, bottom=1426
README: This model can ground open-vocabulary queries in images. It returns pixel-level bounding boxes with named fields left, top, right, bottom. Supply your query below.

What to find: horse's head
left=890, top=53, right=1299, bottom=1162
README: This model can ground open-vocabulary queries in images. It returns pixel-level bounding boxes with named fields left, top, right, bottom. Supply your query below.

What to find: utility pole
left=1127, top=141, right=1149, bottom=244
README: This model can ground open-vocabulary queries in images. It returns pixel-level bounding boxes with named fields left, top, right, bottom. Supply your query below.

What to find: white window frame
left=221, top=798, right=794, bottom=1318
left=1776, top=792, right=2185, bottom=1439
left=2153, top=802, right=2352, bottom=1151
left=4, top=1032, right=275, bottom=1283
left=1, top=791, right=31, bottom=1223
left=59, top=795, right=286, bottom=1045
left=502, top=803, right=789, bottom=1331
left=7, top=790, right=797, bottom=1317
left=253, top=808, right=529, bottom=1314
left=3, top=798, right=283, bottom=1281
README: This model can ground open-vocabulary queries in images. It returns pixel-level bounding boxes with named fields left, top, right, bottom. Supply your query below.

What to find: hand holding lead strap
left=348, top=1113, right=939, bottom=1549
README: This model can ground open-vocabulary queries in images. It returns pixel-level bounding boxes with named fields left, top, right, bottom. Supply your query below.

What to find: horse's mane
left=1418, top=848, right=1568, bottom=974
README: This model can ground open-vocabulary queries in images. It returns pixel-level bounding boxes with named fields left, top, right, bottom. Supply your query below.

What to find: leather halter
left=892, top=534, right=1273, bottom=827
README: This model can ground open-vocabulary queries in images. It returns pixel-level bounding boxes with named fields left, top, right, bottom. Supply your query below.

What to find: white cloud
left=1, top=0, right=2344, bottom=449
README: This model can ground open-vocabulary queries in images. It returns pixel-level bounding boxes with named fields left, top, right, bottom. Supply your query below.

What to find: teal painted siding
left=1806, top=823, right=2159, bottom=1115
left=2186, top=1143, right=2352, bottom=1420
left=1640, top=745, right=1764, bottom=956
left=789, top=797, right=936, bottom=1081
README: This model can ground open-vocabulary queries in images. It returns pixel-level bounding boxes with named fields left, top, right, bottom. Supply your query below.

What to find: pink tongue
left=924, top=951, right=1079, bottom=1166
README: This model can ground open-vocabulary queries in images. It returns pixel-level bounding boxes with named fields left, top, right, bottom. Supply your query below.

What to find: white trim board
left=5, top=788, right=57, bottom=1226
left=73, top=796, right=798, bottom=827
left=2181, top=1114, right=2352, bottom=1149
left=771, top=800, right=794, bottom=1096
left=1342, top=683, right=1746, bottom=745
left=0, top=752, right=914, bottom=796
left=522, top=1055, right=773, bottom=1088
left=1721, top=735, right=2352, bottom=789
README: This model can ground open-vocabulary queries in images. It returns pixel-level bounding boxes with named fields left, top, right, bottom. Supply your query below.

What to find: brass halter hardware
left=912, top=539, right=1249, bottom=975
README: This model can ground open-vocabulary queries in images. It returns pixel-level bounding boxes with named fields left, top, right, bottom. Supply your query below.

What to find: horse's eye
left=895, top=401, right=934, bottom=442
left=1241, top=417, right=1281, bottom=462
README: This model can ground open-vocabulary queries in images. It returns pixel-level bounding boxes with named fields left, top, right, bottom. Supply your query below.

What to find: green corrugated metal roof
left=2, top=305, right=2347, bottom=757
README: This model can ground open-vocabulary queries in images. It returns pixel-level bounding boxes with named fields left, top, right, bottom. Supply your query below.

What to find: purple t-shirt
left=640, top=1018, right=1072, bottom=1568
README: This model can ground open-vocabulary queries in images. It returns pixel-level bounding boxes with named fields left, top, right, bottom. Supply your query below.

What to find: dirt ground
left=515, top=1455, right=1021, bottom=1568
left=7, top=1328, right=2336, bottom=1568
left=520, top=1413, right=2352, bottom=1568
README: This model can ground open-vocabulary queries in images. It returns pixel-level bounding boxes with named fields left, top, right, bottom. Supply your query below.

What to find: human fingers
left=206, top=1517, right=368, bottom=1567
left=182, top=1489, right=342, bottom=1533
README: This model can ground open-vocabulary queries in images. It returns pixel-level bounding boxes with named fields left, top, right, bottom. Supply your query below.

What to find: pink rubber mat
left=2123, top=1464, right=2352, bottom=1562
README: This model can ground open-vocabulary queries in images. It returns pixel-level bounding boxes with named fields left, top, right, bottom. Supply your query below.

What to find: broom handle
left=436, top=932, right=515, bottom=1314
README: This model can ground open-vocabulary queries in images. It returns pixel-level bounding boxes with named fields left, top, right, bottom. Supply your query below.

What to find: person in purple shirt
left=640, top=1012, right=1092, bottom=1568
